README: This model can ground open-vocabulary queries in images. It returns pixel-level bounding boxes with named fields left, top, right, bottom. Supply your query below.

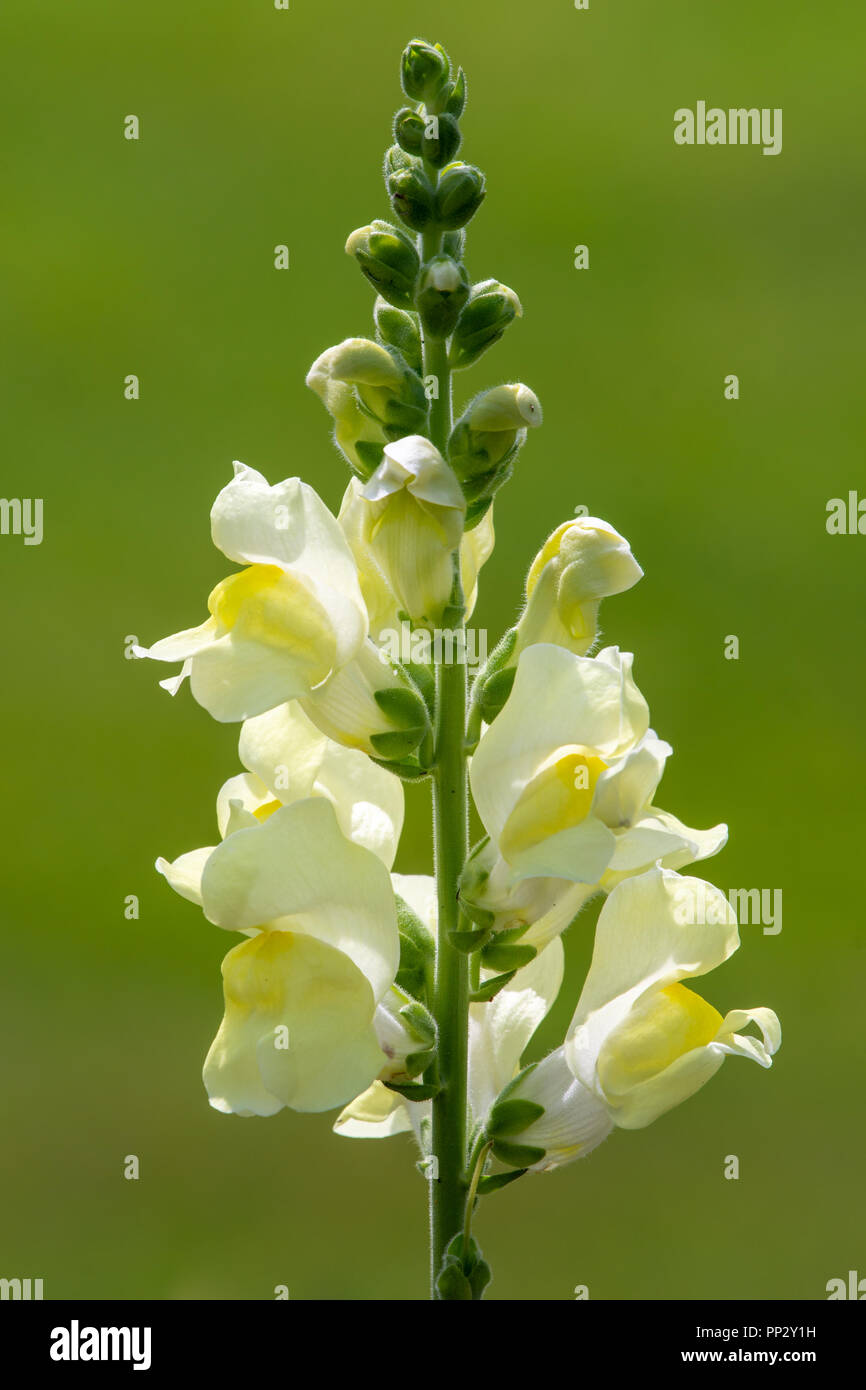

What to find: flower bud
left=514, top=517, right=643, bottom=657
left=351, top=435, right=466, bottom=630
left=416, top=255, right=471, bottom=338
left=400, top=39, right=451, bottom=104
left=393, top=106, right=425, bottom=156
left=448, top=384, right=542, bottom=521
left=345, top=220, right=420, bottom=310
left=321, top=336, right=428, bottom=439
left=420, top=111, right=462, bottom=168
left=306, top=344, right=387, bottom=480
left=385, top=152, right=436, bottom=231
left=434, top=162, right=485, bottom=229
left=449, top=279, right=523, bottom=369
left=374, top=297, right=422, bottom=375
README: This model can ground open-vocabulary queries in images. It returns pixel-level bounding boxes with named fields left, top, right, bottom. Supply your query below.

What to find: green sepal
left=476, top=1168, right=528, bottom=1196
left=486, top=1098, right=545, bottom=1138
left=386, top=158, right=436, bottom=232
left=480, top=939, right=537, bottom=972
left=404, top=1048, right=436, bottom=1077
left=438, top=1234, right=491, bottom=1301
left=369, top=755, right=430, bottom=781
left=394, top=893, right=435, bottom=998
left=469, top=970, right=516, bottom=1003
left=448, top=925, right=491, bottom=953
left=433, top=163, right=485, bottom=230
left=420, top=111, right=462, bottom=168
left=486, top=920, right=530, bottom=947
left=369, top=728, right=426, bottom=760
left=384, top=1080, right=441, bottom=1101
left=402, top=658, right=435, bottom=716
left=435, top=1262, right=472, bottom=1301
left=478, top=665, right=517, bottom=723
left=399, top=997, right=437, bottom=1047
left=456, top=894, right=495, bottom=933
left=353, top=439, right=385, bottom=476
left=373, top=684, right=429, bottom=730
left=442, top=228, right=466, bottom=260
left=490, top=1139, right=545, bottom=1169
left=394, top=106, right=425, bottom=155
left=443, top=67, right=467, bottom=118
left=374, top=306, right=422, bottom=375
left=465, top=496, right=493, bottom=529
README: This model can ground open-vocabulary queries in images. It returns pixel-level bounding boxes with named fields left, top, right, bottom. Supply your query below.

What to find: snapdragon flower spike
left=463, top=643, right=727, bottom=948
left=197, top=797, right=400, bottom=1116
left=492, top=868, right=781, bottom=1168
left=135, top=463, right=368, bottom=721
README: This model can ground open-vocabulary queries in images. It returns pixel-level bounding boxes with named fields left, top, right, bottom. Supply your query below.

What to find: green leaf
left=486, top=1098, right=545, bottom=1138
left=469, top=970, right=516, bottom=1003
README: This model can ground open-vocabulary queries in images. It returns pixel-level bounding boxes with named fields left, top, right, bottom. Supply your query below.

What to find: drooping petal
left=156, top=847, right=216, bottom=907
left=565, top=868, right=739, bottom=1095
left=203, top=930, right=385, bottom=1115
left=333, top=1080, right=413, bottom=1137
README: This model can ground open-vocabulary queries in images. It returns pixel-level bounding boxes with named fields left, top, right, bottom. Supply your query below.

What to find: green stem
left=419, top=204, right=473, bottom=1298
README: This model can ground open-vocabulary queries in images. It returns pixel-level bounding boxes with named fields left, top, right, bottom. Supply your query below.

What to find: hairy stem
left=420, top=205, right=472, bottom=1298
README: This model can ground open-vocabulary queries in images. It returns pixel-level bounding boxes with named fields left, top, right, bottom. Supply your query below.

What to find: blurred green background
left=2, top=0, right=864, bottom=1300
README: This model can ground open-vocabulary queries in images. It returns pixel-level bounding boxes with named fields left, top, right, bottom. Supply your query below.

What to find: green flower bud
left=385, top=153, right=436, bottom=232
left=448, top=383, right=542, bottom=511
left=394, top=106, right=426, bottom=155
left=345, top=220, right=420, bottom=310
left=401, top=39, right=450, bottom=104
left=420, top=111, right=462, bottom=169
left=374, top=297, right=422, bottom=374
left=323, top=336, right=428, bottom=438
left=449, top=279, right=523, bottom=369
left=434, top=163, right=485, bottom=230
left=416, top=255, right=471, bottom=338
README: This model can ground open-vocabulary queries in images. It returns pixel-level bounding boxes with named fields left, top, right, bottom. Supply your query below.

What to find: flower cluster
left=136, top=37, right=779, bottom=1295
